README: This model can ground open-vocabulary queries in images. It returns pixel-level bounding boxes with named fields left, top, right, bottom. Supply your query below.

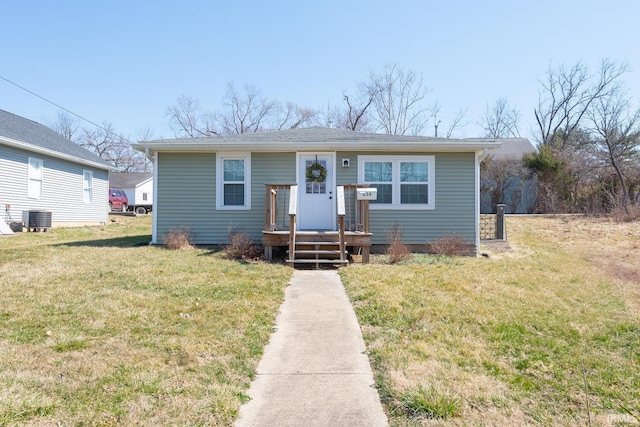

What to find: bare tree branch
left=365, top=62, right=433, bottom=135
left=480, top=98, right=521, bottom=138
left=535, top=59, right=629, bottom=147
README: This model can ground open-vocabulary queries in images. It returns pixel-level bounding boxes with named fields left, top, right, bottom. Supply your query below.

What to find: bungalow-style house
left=133, top=127, right=501, bottom=265
left=0, top=109, right=113, bottom=228
left=108, top=172, right=154, bottom=214
left=477, top=138, right=537, bottom=214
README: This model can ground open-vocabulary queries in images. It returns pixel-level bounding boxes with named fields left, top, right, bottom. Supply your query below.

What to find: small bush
left=226, top=230, right=263, bottom=261
left=386, top=222, right=412, bottom=264
left=429, top=234, right=469, bottom=256
left=163, top=227, right=193, bottom=250
left=609, top=202, right=640, bottom=223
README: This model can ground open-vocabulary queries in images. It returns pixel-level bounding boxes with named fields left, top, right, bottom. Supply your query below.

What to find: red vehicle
left=109, top=188, right=129, bottom=212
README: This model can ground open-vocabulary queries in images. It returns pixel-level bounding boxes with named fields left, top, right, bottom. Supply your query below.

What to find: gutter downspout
left=478, top=147, right=490, bottom=162
left=148, top=149, right=158, bottom=245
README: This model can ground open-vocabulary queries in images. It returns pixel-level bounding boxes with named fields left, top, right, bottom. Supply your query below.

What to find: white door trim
left=295, top=152, right=336, bottom=230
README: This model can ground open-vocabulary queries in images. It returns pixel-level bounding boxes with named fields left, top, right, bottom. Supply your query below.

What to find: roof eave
left=1, top=136, right=116, bottom=171
left=133, top=140, right=502, bottom=153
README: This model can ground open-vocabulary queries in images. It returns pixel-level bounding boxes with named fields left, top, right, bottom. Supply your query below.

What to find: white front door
left=297, top=153, right=335, bottom=230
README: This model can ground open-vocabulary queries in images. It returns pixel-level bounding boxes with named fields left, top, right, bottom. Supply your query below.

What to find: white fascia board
left=133, top=140, right=502, bottom=154
left=1, top=136, right=116, bottom=171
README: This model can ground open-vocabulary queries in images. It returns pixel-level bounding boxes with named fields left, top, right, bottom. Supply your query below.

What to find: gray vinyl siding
left=0, top=144, right=108, bottom=224
left=336, top=151, right=476, bottom=245
left=155, top=152, right=295, bottom=245
left=155, top=150, right=476, bottom=246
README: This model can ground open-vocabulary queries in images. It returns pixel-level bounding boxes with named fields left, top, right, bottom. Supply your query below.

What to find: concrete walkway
left=235, top=270, right=388, bottom=427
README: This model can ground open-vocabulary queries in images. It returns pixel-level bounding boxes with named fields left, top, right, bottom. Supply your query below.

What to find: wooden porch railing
left=265, top=184, right=295, bottom=231
left=337, top=186, right=346, bottom=262
left=264, top=183, right=372, bottom=264
left=342, top=184, right=371, bottom=234
left=288, top=185, right=298, bottom=262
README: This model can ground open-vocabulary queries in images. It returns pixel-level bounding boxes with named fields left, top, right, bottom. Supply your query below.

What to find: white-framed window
left=83, top=170, right=93, bottom=203
left=216, top=153, right=251, bottom=210
left=28, top=157, right=43, bottom=199
left=358, top=155, right=435, bottom=210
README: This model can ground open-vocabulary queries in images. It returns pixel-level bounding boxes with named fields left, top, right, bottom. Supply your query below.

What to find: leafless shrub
left=163, top=226, right=193, bottom=250
left=429, top=234, right=469, bottom=256
left=226, top=229, right=263, bottom=261
left=386, top=222, right=412, bottom=264
left=610, top=203, right=640, bottom=223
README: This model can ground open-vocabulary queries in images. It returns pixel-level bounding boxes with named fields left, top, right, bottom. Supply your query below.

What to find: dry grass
left=0, top=216, right=291, bottom=426
left=341, top=216, right=640, bottom=425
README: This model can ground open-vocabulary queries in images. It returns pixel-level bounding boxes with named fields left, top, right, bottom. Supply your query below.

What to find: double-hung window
left=359, top=155, right=435, bottom=210
left=216, top=153, right=251, bottom=209
left=83, top=170, right=93, bottom=203
left=28, top=157, right=43, bottom=200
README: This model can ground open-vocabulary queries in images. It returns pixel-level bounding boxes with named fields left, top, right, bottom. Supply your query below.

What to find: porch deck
left=263, top=184, right=372, bottom=266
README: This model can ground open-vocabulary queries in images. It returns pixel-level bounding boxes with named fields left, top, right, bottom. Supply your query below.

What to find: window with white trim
left=83, top=170, right=93, bottom=203
left=359, top=155, right=435, bottom=209
left=216, top=153, right=251, bottom=209
left=28, top=157, right=43, bottom=199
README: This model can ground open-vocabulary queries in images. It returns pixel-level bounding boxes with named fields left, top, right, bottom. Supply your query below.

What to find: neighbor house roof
left=468, top=138, right=535, bottom=161
left=109, top=172, right=153, bottom=188
left=0, top=109, right=113, bottom=170
left=134, top=126, right=503, bottom=153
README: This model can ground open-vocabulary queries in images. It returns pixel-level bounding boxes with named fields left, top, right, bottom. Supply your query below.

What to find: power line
left=0, top=74, right=132, bottom=143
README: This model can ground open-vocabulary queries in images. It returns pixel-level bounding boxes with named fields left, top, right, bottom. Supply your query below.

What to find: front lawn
left=0, top=216, right=292, bottom=426
left=341, top=216, right=640, bottom=425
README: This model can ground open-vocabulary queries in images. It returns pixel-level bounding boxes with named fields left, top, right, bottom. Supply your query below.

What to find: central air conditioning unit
left=22, top=210, right=52, bottom=231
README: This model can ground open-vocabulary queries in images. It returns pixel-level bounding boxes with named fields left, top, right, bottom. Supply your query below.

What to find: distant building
left=109, top=172, right=154, bottom=214
left=477, top=138, right=537, bottom=214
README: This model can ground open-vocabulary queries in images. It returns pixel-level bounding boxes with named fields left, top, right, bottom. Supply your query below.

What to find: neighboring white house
left=108, top=172, right=153, bottom=214
left=0, top=109, right=114, bottom=228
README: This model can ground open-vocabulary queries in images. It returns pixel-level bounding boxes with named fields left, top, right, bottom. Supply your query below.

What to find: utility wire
left=0, top=74, right=132, bottom=143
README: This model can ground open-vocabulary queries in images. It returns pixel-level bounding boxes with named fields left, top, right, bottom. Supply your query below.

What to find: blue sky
left=2, top=0, right=639, bottom=142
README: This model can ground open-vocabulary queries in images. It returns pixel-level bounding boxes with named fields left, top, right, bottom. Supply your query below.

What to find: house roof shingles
left=109, top=172, right=153, bottom=188
left=0, top=109, right=112, bottom=169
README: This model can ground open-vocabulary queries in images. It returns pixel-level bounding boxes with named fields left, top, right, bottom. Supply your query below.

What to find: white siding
left=1, top=144, right=109, bottom=225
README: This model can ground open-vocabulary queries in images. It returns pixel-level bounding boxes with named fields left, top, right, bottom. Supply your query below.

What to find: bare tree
left=481, top=156, right=530, bottom=212
left=341, top=94, right=373, bottom=131
left=535, top=59, right=629, bottom=148
left=275, top=102, right=318, bottom=130
left=365, top=62, right=434, bottom=135
left=166, top=94, right=216, bottom=137
left=213, top=83, right=279, bottom=134
left=79, top=122, right=145, bottom=172
left=586, top=84, right=640, bottom=202
left=48, top=111, right=80, bottom=142
left=432, top=101, right=469, bottom=138
left=480, top=98, right=521, bottom=138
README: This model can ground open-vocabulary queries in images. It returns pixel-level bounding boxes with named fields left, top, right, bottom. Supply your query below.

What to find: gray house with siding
left=134, top=127, right=501, bottom=263
left=0, top=109, right=113, bottom=227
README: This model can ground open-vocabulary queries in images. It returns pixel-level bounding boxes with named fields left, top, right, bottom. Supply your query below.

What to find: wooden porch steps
left=286, top=235, right=349, bottom=269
